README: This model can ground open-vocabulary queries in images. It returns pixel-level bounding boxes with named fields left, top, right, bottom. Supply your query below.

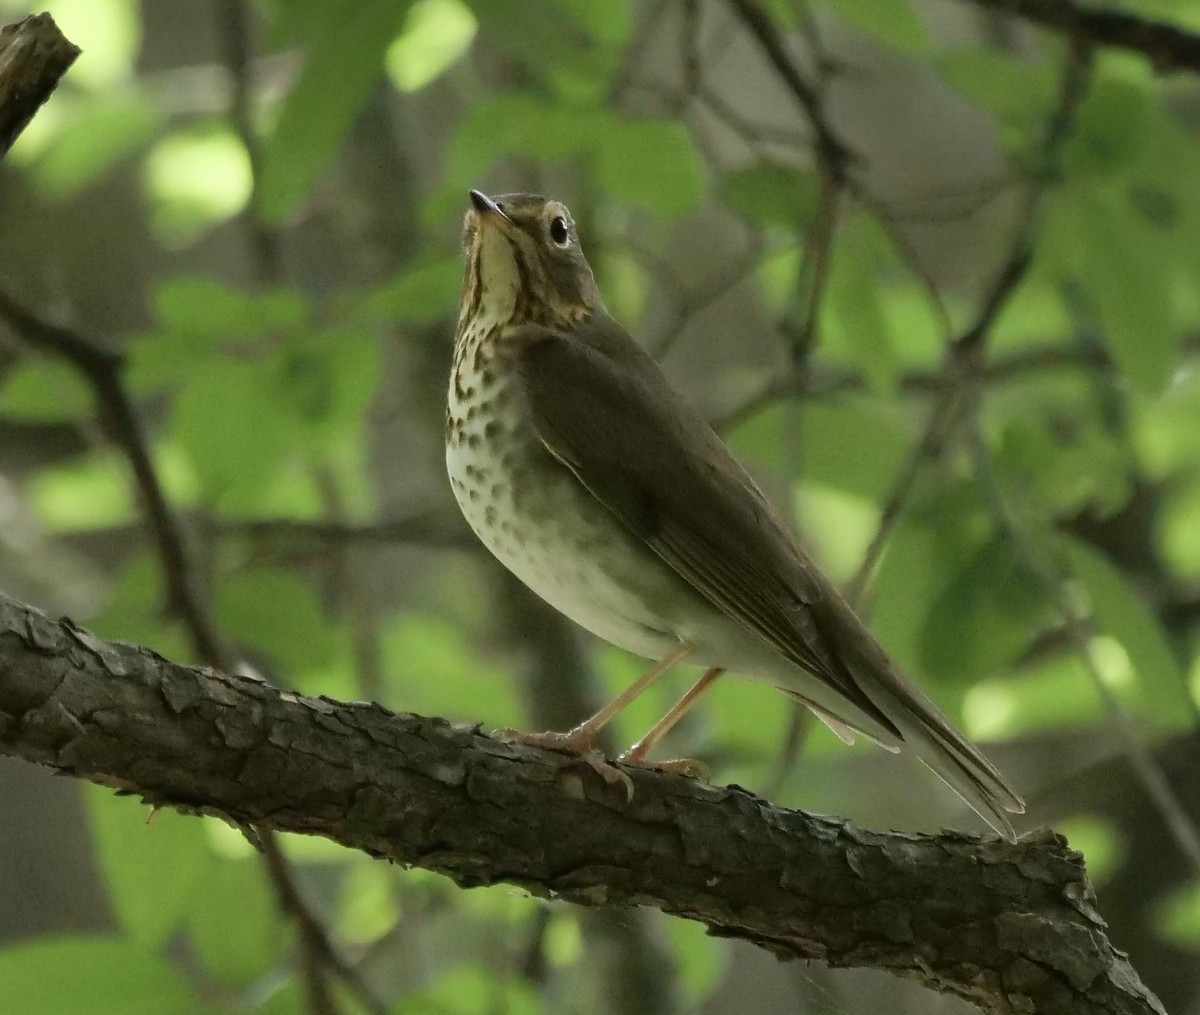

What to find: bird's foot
left=617, top=752, right=710, bottom=780
left=497, top=728, right=634, bottom=799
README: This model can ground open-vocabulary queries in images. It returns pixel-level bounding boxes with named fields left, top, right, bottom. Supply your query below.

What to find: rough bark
left=0, top=593, right=1165, bottom=1015
left=0, top=13, right=79, bottom=157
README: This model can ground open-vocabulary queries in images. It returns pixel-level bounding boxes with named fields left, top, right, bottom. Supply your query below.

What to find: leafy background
left=1, top=0, right=1199, bottom=1012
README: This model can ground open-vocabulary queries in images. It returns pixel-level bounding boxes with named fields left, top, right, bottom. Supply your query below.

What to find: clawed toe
left=496, top=727, right=635, bottom=799
left=617, top=753, right=709, bottom=780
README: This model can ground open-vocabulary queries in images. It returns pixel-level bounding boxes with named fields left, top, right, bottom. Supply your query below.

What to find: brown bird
left=446, top=189, right=1024, bottom=838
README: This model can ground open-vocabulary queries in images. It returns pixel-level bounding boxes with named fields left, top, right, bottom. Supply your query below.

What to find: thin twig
left=725, top=0, right=854, bottom=177
left=0, top=289, right=226, bottom=664
left=846, top=40, right=1092, bottom=602
left=0, top=13, right=79, bottom=156
left=966, top=426, right=1200, bottom=875
left=961, top=0, right=1200, bottom=76
left=212, top=5, right=384, bottom=1012
left=215, top=0, right=280, bottom=283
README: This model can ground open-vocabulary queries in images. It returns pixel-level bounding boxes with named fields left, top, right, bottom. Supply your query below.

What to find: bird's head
left=457, top=190, right=602, bottom=335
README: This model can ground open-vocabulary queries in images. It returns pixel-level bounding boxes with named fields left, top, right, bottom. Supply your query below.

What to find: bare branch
left=961, top=0, right=1200, bottom=76
left=0, top=13, right=79, bottom=156
left=0, top=289, right=226, bottom=664
left=0, top=593, right=1166, bottom=1015
left=846, top=40, right=1092, bottom=601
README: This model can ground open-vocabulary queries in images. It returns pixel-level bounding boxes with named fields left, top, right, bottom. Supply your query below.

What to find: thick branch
left=963, top=0, right=1200, bottom=76
left=0, top=13, right=79, bottom=156
left=0, top=594, right=1164, bottom=1015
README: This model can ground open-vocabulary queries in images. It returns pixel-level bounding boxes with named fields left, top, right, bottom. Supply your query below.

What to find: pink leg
left=504, top=641, right=694, bottom=756
left=619, top=667, right=724, bottom=773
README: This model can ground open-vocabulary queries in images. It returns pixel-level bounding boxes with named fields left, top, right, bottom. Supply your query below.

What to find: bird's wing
left=510, top=316, right=1025, bottom=836
left=509, top=316, right=899, bottom=738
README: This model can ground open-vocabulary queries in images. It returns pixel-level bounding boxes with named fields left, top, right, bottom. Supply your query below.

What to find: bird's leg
left=500, top=641, right=694, bottom=765
left=619, top=667, right=724, bottom=777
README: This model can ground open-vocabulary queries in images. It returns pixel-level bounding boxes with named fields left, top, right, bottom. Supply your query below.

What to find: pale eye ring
left=549, top=215, right=570, bottom=246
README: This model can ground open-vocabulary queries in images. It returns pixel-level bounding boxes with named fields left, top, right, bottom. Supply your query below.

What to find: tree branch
left=961, top=0, right=1200, bottom=76
left=0, top=593, right=1165, bottom=1015
left=0, top=13, right=79, bottom=157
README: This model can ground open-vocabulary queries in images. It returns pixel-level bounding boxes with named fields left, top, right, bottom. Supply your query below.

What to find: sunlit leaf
left=215, top=565, right=347, bottom=677
left=170, top=360, right=295, bottom=508
left=595, top=118, right=704, bottom=219
left=31, top=89, right=161, bottom=198
left=86, top=788, right=214, bottom=946
left=731, top=398, right=914, bottom=500
left=0, top=937, right=198, bottom=1015
left=0, top=358, right=94, bottom=420
left=357, top=256, right=463, bottom=325
left=28, top=453, right=136, bottom=531
left=817, top=0, right=928, bottom=53
left=921, top=536, right=1051, bottom=681
left=1062, top=76, right=1152, bottom=178
left=143, top=126, right=252, bottom=245
left=385, top=0, right=477, bottom=92
left=1057, top=814, right=1126, bottom=887
left=719, top=163, right=817, bottom=229
left=1063, top=536, right=1191, bottom=728
left=1154, top=880, right=1200, bottom=946
left=43, top=0, right=140, bottom=89
left=258, top=0, right=415, bottom=223
left=187, top=858, right=286, bottom=986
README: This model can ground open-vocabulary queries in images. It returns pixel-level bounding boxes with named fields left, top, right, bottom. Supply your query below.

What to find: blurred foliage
left=1, top=0, right=1199, bottom=1012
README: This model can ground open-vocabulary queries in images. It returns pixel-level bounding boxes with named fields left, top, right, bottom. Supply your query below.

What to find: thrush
left=446, top=189, right=1025, bottom=838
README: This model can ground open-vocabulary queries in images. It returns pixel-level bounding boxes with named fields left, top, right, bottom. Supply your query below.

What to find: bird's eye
left=549, top=216, right=570, bottom=245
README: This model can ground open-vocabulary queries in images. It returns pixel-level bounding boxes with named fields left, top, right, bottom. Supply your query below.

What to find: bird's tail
left=860, top=670, right=1025, bottom=840
left=808, top=594, right=1026, bottom=840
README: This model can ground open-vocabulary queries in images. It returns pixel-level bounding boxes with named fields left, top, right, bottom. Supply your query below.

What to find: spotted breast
left=445, top=322, right=683, bottom=661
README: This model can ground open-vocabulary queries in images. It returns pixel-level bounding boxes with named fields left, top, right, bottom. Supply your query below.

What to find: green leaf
left=187, top=858, right=287, bottom=986
left=939, top=51, right=1054, bottom=128
left=143, top=126, right=253, bottom=245
left=594, top=118, right=704, bottom=219
left=86, top=788, right=214, bottom=946
left=381, top=613, right=520, bottom=724
left=667, top=918, right=729, bottom=1002
left=824, top=239, right=899, bottom=390
left=170, top=360, right=294, bottom=506
left=1062, top=76, right=1151, bottom=178
left=444, top=93, right=594, bottom=186
left=1155, top=880, right=1200, bottom=947
left=719, top=163, right=817, bottom=229
left=1063, top=536, right=1191, bottom=728
left=258, top=0, right=415, bottom=223
left=33, top=89, right=161, bottom=198
left=1054, top=189, right=1181, bottom=394
left=818, top=0, right=928, bottom=53
left=920, top=535, right=1050, bottom=681
left=0, top=937, right=198, bottom=1015
left=215, top=565, right=346, bottom=679
left=0, top=358, right=94, bottom=421
left=731, top=398, right=914, bottom=500
left=385, top=0, right=477, bottom=92
left=1056, top=814, right=1126, bottom=887
left=156, top=278, right=309, bottom=342
left=404, top=964, right=538, bottom=1014
left=29, top=453, right=137, bottom=531
left=356, top=255, right=463, bottom=325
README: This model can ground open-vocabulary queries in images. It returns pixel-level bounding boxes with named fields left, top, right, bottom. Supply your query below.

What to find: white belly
left=447, top=437, right=680, bottom=661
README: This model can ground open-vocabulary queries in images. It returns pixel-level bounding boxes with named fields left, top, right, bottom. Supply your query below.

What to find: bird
left=445, top=189, right=1025, bottom=839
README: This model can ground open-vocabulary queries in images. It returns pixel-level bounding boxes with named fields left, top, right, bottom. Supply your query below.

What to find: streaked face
left=458, top=191, right=601, bottom=333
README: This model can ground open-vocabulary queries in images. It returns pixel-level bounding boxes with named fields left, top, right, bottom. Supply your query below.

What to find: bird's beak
left=469, top=189, right=511, bottom=225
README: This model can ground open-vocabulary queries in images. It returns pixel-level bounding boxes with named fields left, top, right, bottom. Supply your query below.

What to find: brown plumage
left=447, top=189, right=1024, bottom=838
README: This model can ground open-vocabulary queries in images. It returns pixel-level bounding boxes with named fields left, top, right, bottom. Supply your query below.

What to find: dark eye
left=549, top=216, right=570, bottom=245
